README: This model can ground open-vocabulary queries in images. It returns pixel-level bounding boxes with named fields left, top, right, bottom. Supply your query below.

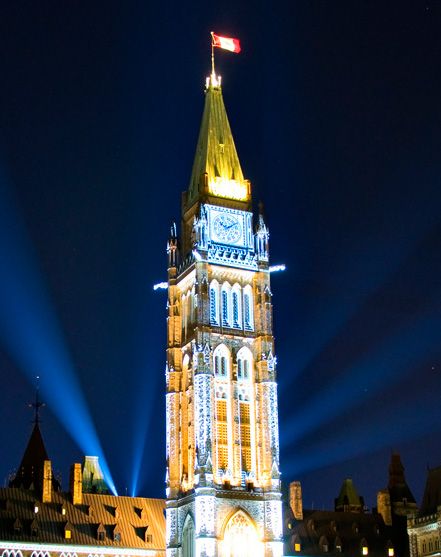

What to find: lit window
left=362, top=547, right=368, bottom=555
left=61, top=507, right=66, bottom=516
left=243, top=287, right=254, bottom=331
left=389, top=549, right=394, bottom=556
left=210, top=287, right=218, bottom=324
left=336, top=546, right=342, bottom=553
left=221, top=357, right=227, bottom=376
left=222, top=290, right=229, bottom=326
left=295, top=543, right=301, bottom=552
left=65, top=530, right=71, bottom=539
left=232, top=291, right=239, bottom=327
left=34, top=504, right=39, bottom=513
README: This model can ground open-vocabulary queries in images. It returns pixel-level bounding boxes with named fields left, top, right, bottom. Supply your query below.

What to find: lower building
left=284, top=480, right=396, bottom=557
left=407, top=466, right=441, bottom=557
left=0, top=422, right=166, bottom=557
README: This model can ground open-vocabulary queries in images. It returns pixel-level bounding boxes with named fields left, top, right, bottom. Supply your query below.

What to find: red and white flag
left=212, top=33, right=241, bottom=53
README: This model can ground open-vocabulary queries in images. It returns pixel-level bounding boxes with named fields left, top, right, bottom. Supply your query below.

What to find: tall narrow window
left=222, top=290, right=229, bottom=326
left=214, top=356, right=220, bottom=376
left=216, top=399, right=228, bottom=469
left=221, top=357, right=227, bottom=376
left=210, top=286, right=218, bottom=324
left=244, top=287, right=254, bottom=331
left=232, top=292, right=239, bottom=327
left=244, top=360, right=249, bottom=379
left=239, top=402, right=251, bottom=472
left=237, top=359, right=243, bottom=379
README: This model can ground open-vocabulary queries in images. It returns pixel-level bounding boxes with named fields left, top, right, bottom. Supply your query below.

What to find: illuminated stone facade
left=165, top=73, right=283, bottom=557
left=408, top=467, right=441, bottom=557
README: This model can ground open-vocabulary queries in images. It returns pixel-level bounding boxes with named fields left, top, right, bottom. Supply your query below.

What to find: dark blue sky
left=1, top=1, right=441, bottom=510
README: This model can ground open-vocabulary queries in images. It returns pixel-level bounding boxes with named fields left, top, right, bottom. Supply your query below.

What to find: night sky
left=1, top=1, right=441, bottom=511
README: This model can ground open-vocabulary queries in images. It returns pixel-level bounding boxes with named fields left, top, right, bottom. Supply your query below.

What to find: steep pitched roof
left=0, top=487, right=165, bottom=552
left=387, top=453, right=416, bottom=505
left=335, top=478, right=364, bottom=512
left=9, top=423, right=59, bottom=491
left=419, top=466, right=441, bottom=516
left=186, top=75, right=244, bottom=209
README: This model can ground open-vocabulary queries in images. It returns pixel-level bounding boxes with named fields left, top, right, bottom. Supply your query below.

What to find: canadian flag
left=212, top=33, right=241, bottom=53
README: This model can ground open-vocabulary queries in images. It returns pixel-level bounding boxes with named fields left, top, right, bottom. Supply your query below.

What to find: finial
left=28, top=376, right=45, bottom=425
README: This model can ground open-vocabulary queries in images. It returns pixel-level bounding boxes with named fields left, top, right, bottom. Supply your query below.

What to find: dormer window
left=13, top=518, right=22, bottom=536
left=115, top=507, right=121, bottom=519
left=65, top=522, right=72, bottom=539
left=33, top=502, right=39, bottom=513
left=97, top=522, right=105, bottom=541
left=31, top=518, right=38, bottom=537
left=61, top=506, right=67, bottom=516
left=88, top=505, right=94, bottom=518
left=113, top=523, right=122, bottom=542
left=141, top=509, right=148, bottom=521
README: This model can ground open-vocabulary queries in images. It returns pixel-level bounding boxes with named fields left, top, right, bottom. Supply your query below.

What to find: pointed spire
left=186, top=74, right=249, bottom=209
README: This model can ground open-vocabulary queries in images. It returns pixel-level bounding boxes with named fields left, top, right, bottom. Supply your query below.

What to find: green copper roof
left=335, top=478, right=362, bottom=509
left=187, top=77, right=244, bottom=208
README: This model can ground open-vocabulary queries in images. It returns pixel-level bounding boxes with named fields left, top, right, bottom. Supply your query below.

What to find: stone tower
left=165, top=72, right=283, bottom=557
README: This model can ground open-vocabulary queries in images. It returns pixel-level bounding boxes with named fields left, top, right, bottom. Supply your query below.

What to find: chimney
left=290, top=481, right=303, bottom=520
left=377, top=488, right=392, bottom=526
left=41, top=460, right=52, bottom=503
left=69, top=463, right=82, bottom=505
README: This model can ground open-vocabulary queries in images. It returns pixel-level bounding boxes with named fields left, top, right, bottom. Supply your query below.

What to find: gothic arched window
left=243, top=286, right=254, bottom=331
left=222, top=283, right=231, bottom=327
left=182, top=515, right=195, bottom=557
left=209, top=280, right=220, bottom=325
left=223, top=511, right=262, bottom=557
left=232, top=285, right=242, bottom=329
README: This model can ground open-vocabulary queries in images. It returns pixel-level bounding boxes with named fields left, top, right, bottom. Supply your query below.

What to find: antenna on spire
left=29, top=376, right=45, bottom=425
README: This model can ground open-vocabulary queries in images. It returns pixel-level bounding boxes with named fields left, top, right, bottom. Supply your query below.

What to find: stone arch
left=221, top=509, right=262, bottom=557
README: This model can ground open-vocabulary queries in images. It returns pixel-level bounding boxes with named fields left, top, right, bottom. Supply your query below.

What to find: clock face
left=213, top=213, right=242, bottom=244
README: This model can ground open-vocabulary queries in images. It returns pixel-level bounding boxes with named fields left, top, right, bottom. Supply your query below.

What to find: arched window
left=223, top=511, right=262, bottom=557
left=214, top=344, right=230, bottom=379
left=182, top=514, right=195, bottom=557
left=237, top=347, right=253, bottom=382
left=209, top=281, right=220, bottom=325
left=243, top=286, right=254, bottom=331
left=221, top=283, right=231, bottom=327
left=232, top=285, right=242, bottom=328
left=213, top=344, right=231, bottom=473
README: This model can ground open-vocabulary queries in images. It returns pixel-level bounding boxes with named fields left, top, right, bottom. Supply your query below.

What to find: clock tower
left=165, top=72, right=283, bottom=557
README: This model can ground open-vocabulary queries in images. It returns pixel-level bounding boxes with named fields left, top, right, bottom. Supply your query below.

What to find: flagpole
left=210, top=31, right=215, bottom=76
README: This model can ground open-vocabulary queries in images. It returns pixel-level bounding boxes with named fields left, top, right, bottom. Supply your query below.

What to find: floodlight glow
left=153, top=282, right=168, bottom=290
left=269, top=264, right=286, bottom=273
left=0, top=166, right=117, bottom=495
